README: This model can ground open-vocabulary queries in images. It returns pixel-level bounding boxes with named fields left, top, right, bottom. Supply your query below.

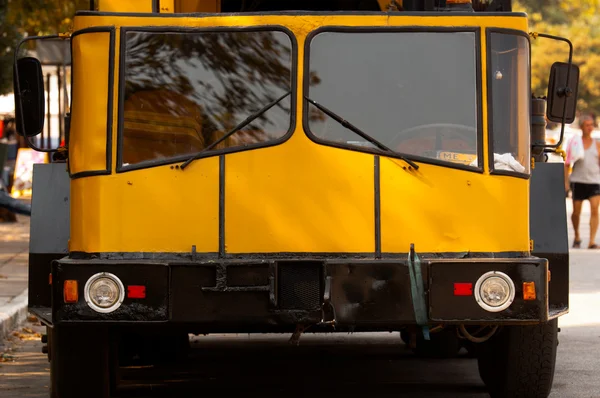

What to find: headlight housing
left=474, top=271, right=515, bottom=312
left=84, top=272, right=125, bottom=313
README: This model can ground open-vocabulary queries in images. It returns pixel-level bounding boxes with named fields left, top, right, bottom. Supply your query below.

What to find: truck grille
left=278, top=262, right=322, bottom=310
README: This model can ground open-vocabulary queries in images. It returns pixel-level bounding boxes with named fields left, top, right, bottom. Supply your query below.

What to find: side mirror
left=13, top=57, right=45, bottom=137
left=546, top=61, right=579, bottom=124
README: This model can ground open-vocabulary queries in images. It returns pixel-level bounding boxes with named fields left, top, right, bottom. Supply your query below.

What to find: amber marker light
left=523, top=282, right=537, bottom=301
left=63, top=280, right=79, bottom=303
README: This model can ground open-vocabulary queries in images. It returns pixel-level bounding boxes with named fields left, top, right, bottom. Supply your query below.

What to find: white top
left=570, top=142, right=600, bottom=184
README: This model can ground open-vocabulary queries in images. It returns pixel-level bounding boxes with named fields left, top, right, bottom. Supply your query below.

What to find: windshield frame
left=486, top=28, right=532, bottom=180
left=302, top=26, right=484, bottom=173
left=116, top=25, right=298, bottom=173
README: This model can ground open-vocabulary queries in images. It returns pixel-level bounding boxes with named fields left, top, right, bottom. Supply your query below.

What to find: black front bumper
left=47, top=256, right=555, bottom=330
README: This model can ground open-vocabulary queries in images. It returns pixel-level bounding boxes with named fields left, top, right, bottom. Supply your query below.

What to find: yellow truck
left=13, top=0, right=579, bottom=397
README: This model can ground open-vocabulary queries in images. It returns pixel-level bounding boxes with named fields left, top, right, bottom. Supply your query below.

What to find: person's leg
left=589, top=194, right=600, bottom=248
left=572, top=199, right=583, bottom=247
left=571, top=183, right=585, bottom=246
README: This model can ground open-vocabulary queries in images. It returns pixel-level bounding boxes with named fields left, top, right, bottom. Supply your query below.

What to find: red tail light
left=454, top=282, right=473, bottom=296
left=127, top=285, right=146, bottom=299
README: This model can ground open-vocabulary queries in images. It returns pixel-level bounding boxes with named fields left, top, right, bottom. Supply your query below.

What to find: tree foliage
left=0, top=0, right=22, bottom=95
left=5, top=0, right=89, bottom=36
left=124, top=31, right=293, bottom=124
left=514, top=0, right=600, bottom=117
left=124, top=30, right=295, bottom=145
left=0, top=0, right=88, bottom=95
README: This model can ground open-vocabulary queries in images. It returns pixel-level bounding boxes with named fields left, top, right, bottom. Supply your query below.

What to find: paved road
left=1, top=202, right=599, bottom=398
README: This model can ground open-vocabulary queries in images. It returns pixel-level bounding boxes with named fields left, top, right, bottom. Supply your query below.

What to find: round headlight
left=84, top=272, right=125, bottom=313
left=474, top=271, right=515, bottom=312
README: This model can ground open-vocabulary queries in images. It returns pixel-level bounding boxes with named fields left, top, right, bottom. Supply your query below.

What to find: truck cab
left=13, top=1, right=578, bottom=397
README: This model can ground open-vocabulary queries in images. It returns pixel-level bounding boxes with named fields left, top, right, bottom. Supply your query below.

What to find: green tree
left=0, top=0, right=88, bottom=95
left=514, top=0, right=600, bottom=117
left=0, top=0, right=22, bottom=95
left=6, top=0, right=89, bottom=36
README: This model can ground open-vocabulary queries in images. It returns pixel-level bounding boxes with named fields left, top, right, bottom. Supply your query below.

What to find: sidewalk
left=0, top=215, right=30, bottom=340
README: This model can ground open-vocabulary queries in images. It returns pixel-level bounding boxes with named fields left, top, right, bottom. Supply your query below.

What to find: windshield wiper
left=305, top=97, right=419, bottom=170
left=180, top=91, right=291, bottom=170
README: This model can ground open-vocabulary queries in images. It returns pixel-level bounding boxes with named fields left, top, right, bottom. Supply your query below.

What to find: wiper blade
left=180, top=90, right=291, bottom=170
left=305, top=97, right=419, bottom=170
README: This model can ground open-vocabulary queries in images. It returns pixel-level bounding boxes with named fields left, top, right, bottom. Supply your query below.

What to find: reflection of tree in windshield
left=122, top=30, right=315, bottom=165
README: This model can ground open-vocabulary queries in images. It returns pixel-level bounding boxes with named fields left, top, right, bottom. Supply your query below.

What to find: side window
left=488, top=32, right=531, bottom=175
left=119, top=29, right=294, bottom=169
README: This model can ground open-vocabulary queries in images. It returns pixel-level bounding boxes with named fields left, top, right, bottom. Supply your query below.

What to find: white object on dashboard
left=468, top=153, right=526, bottom=173
left=493, top=153, right=526, bottom=173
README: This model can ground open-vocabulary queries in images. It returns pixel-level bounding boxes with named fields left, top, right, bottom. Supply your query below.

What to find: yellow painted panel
left=159, top=0, right=174, bottom=13
left=69, top=31, right=111, bottom=175
left=221, top=24, right=373, bottom=254
left=223, top=135, right=375, bottom=253
left=70, top=158, right=220, bottom=253
left=98, top=0, right=154, bottom=12
left=74, top=15, right=528, bottom=34
left=67, top=13, right=532, bottom=255
left=380, top=158, right=529, bottom=253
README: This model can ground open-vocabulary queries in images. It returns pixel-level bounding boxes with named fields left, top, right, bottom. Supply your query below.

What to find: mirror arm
left=14, top=34, right=69, bottom=153
left=530, top=32, right=574, bottom=150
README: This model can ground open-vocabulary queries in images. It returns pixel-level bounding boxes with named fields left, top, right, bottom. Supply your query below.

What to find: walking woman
left=565, top=114, right=600, bottom=248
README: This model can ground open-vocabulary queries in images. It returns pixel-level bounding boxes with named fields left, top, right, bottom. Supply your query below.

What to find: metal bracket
left=323, top=276, right=332, bottom=302
left=408, top=244, right=430, bottom=340
left=269, top=261, right=277, bottom=306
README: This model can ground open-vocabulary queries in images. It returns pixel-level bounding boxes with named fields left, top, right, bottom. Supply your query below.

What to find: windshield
left=488, top=31, right=530, bottom=175
left=306, top=30, right=480, bottom=168
left=119, top=29, right=293, bottom=168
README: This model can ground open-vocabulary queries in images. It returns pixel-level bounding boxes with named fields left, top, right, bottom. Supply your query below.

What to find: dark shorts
left=571, top=182, right=600, bottom=201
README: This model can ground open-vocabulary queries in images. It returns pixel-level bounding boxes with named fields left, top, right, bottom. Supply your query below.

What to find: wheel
left=477, top=319, right=558, bottom=398
left=50, top=324, right=113, bottom=398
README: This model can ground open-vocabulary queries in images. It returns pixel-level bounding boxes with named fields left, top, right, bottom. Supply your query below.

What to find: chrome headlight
left=474, top=271, right=515, bottom=312
left=84, top=272, right=125, bottom=313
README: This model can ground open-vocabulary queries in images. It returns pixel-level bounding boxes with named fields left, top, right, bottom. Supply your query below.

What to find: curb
left=0, top=289, right=29, bottom=341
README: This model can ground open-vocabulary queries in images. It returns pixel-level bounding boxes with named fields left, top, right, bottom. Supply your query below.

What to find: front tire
left=477, top=319, right=558, bottom=398
left=49, top=325, right=113, bottom=398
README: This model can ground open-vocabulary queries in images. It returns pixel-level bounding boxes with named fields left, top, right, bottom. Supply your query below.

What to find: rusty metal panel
left=327, top=261, right=416, bottom=325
